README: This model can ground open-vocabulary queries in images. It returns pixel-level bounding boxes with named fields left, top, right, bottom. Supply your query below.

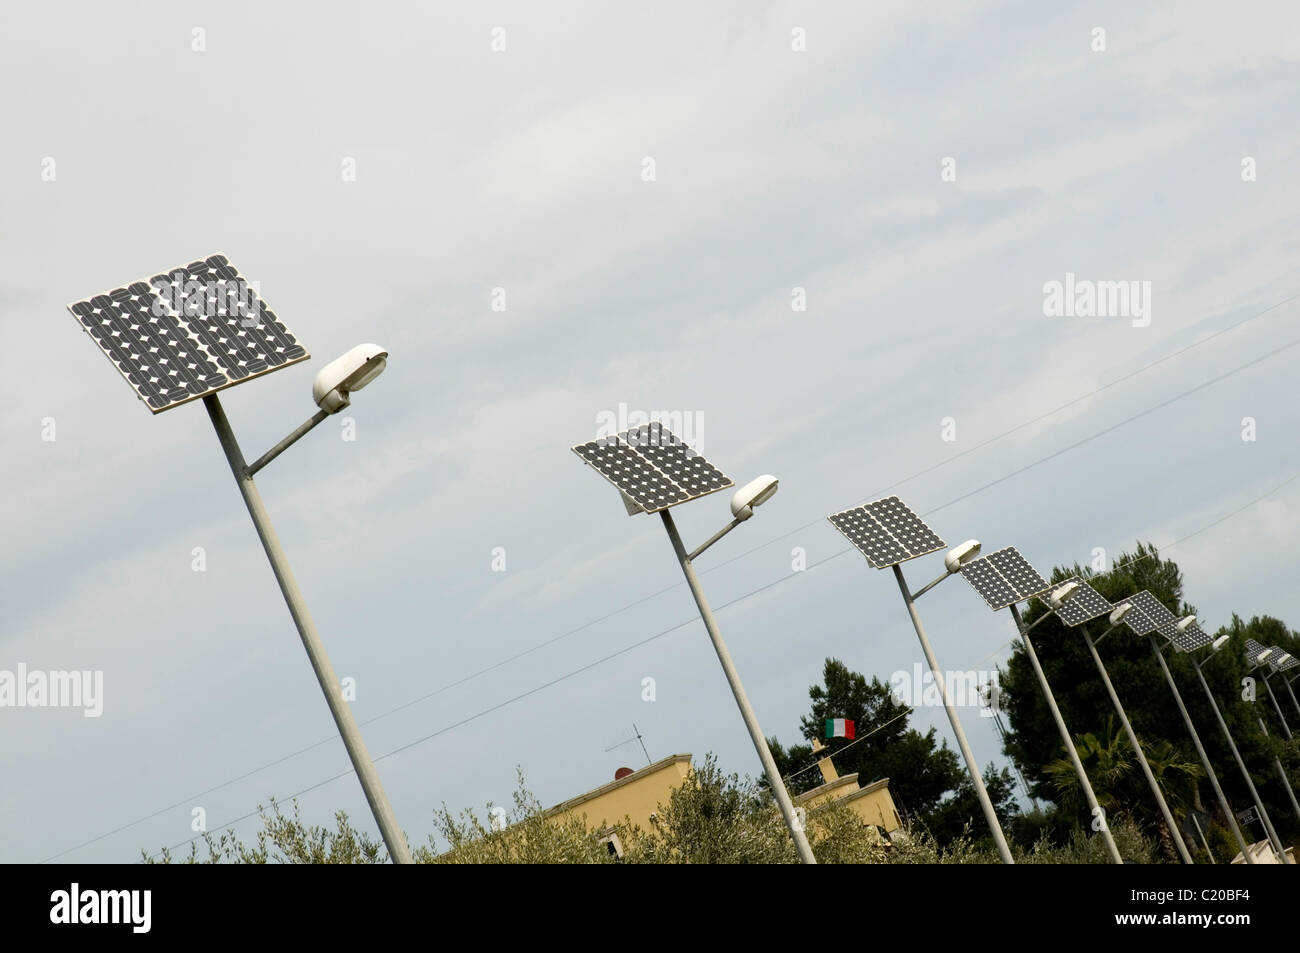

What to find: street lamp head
left=944, top=540, right=981, bottom=573
left=730, top=474, right=778, bottom=521
left=1108, top=602, right=1133, bottom=626
left=313, top=343, right=388, bottom=414
left=1175, top=615, right=1196, bottom=633
left=1211, top=635, right=1230, bottom=652
left=1047, top=581, right=1079, bottom=610
left=1257, top=647, right=1274, bottom=663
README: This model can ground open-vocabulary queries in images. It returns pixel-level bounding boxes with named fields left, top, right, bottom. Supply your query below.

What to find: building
left=544, top=742, right=901, bottom=855
left=794, top=737, right=903, bottom=840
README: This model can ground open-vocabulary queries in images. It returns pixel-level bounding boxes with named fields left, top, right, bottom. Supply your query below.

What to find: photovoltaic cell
left=959, top=547, right=1049, bottom=611
left=1053, top=577, right=1114, bottom=628
left=68, top=254, right=309, bottom=413
left=826, top=496, right=945, bottom=569
left=572, top=422, right=732, bottom=513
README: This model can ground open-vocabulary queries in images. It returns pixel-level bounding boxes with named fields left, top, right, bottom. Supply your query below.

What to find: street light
left=571, top=423, right=816, bottom=864
left=1118, top=593, right=1255, bottom=864
left=1190, top=627, right=1292, bottom=862
left=827, top=497, right=1014, bottom=864
left=1051, top=580, right=1193, bottom=864
left=1245, top=640, right=1296, bottom=738
left=68, top=255, right=413, bottom=864
left=957, top=549, right=1123, bottom=864
left=950, top=547, right=1123, bottom=862
left=1241, top=640, right=1300, bottom=825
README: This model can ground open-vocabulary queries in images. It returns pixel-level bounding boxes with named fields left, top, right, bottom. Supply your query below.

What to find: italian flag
left=825, top=718, right=854, bottom=739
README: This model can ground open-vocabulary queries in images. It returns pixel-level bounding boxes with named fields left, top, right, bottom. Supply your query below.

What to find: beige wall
left=546, top=755, right=693, bottom=833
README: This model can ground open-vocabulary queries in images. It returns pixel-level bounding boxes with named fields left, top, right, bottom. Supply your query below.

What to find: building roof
left=543, top=753, right=692, bottom=818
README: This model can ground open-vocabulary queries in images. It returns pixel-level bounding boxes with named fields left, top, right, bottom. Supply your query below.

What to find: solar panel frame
left=1052, top=576, right=1114, bottom=628
left=68, top=254, right=310, bottom=414
left=825, top=496, right=946, bottom=569
left=571, top=422, right=733, bottom=514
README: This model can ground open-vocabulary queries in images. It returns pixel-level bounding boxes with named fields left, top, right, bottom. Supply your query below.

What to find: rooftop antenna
left=605, top=723, right=652, bottom=766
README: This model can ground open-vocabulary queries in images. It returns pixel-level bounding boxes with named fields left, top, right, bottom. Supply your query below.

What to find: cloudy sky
left=2, top=1, right=1298, bottom=862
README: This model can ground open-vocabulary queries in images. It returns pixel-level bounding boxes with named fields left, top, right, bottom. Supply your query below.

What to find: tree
left=769, top=658, right=1018, bottom=845
left=997, top=542, right=1300, bottom=853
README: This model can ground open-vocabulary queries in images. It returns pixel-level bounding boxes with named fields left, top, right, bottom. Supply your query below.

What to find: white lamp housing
left=1109, top=603, right=1132, bottom=625
left=1257, top=648, right=1274, bottom=663
left=313, top=343, right=388, bottom=414
left=944, top=540, right=981, bottom=573
left=730, top=474, right=779, bottom=521
left=1047, top=581, right=1079, bottom=610
left=1211, top=635, right=1230, bottom=652
left=1176, top=615, right=1196, bottom=633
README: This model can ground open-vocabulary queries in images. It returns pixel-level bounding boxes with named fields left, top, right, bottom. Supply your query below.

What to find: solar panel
left=1271, top=651, right=1298, bottom=673
left=1053, top=576, right=1114, bottom=628
left=572, top=421, right=732, bottom=513
left=1119, top=592, right=1162, bottom=637
left=959, top=547, right=1050, bottom=611
left=826, top=496, right=945, bottom=569
left=68, top=254, right=309, bottom=413
left=1244, top=638, right=1272, bottom=667
left=1128, top=591, right=1175, bottom=626
left=1157, top=618, right=1211, bottom=653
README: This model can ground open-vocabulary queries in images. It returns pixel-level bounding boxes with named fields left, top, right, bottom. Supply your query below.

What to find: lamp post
left=892, top=547, right=1016, bottom=864
left=1076, top=599, right=1194, bottom=864
left=827, top=499, right=1014, bottom=864
left=67, top=257, right=411, bottom=863
left=573, top=426, right=815, bottom=863
left=1190, top=627, right=1289, bottom=863
left=205, top=351, right=413, bottom=864
left=1009, top=588, right=1124, bottom=865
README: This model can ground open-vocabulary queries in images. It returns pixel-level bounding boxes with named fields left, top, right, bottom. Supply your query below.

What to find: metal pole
left=1191, top=659, right=1288, bottom=863
left=1258, top=717, right=1300, bottom=823
left=1260, top=674, right=1293, bottom=739
left=204, top=395, right=413, bottom=864
left=893, top=565, right=1015, bottom=864
left=1191, top=813, right=1214, bottom=862
left=1011, top=605, right=1122, bottom=863
left=245, top=408, right=330, bottom=476
left=1081, top=627, right=1193, bottom=863
left=1282, top=674, right=1300, bottom=720
left=1149, top=634, right=1253, bottom=863
left=659, top=510, right=817, bottom=864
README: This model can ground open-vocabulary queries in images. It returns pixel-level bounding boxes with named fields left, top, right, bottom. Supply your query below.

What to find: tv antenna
left=605, top=723, right=652, bottom=766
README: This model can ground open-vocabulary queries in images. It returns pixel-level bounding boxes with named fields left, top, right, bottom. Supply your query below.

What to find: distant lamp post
left=1191, top=627, right=1291, bottom=862
left=1052, top=581, right=1194, bottom=864
left=953, top=547, right=1123, bottom=864
left=1121, top=594, right=1254, bottom=864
